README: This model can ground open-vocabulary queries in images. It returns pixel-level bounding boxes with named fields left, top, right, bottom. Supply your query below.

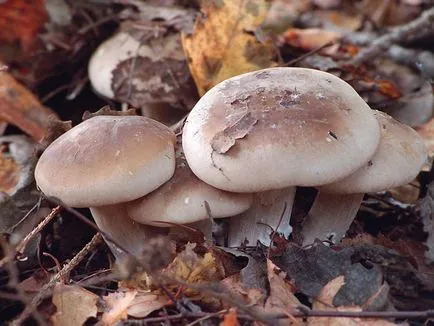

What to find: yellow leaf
left=181, top=0, right=277, bottom=95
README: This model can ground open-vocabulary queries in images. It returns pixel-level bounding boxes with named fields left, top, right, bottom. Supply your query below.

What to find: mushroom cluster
left=35, top=67, right=428, bottom=259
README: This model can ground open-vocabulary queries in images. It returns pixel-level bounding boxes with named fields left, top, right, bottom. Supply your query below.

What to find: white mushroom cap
left=182, top=67, right=381, bottom=192
left=88, top=32, right=138, bottom=99
left=321, top=110, right=428, bottom=194
left=35, top=115, right=176, bottom=207
left=126, top=144, right=253, bottom=226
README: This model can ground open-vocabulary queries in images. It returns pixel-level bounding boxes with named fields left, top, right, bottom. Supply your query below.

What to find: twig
left=15, top=206, right=61, bottom=255
left=350, top=6, right=434, bottom=65
left=11, top=233, right=103, bottom=326
left=283, top=41, right=335, bottom=67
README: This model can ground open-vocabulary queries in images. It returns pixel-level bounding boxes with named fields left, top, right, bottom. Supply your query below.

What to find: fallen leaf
left=182, top=0, right=278, bottom=95
left=0, top=70, right=58, bottom=140
left=264, top=260, right=302, bottom=323
left=220, top=308, right=240, bottom=326
left=272, top=242, right=385, bottom=307
left=126, top=291, right=167, bottom=318
left=165, top=243, right=224, bottom=286
left=0, top=0, right=47, bottom=51
left=211, top=112, right=258, bottom=154
left=108, top=24, right=198, bottom=109
left=51, top=284, right=98, bottom=326
left=281, top=28, right=341, bottom=50
left=102, top=290, right=137, bottom=326
left=308, top=277, right=398, bottom=326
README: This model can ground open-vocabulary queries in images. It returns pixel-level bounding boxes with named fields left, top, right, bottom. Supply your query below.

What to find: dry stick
left=282, top=41, right=335, bottom=67
left=11, top=233, right=103, bottom=326
left=15, top=206, right=61, bottom=255
left=0, top=206, right=62, bottom=268
left=350, top=6, right=434, bottom=65
left=0, top=235, right=47, bottom=326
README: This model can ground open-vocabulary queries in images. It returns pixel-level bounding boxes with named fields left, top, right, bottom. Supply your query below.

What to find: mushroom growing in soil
left=302, top=110, right=428, bottom=246
left=35, top=115, right=177, bottom=259
left=182, top=67, right=382, bottom=246
left=126, top=140, right=253, bottom=242
left=88, top=24, right=198, bottom=124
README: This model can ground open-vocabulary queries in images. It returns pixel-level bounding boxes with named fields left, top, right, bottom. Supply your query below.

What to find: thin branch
left=15, top=206, right=61, bottom=255
left=350, top=6, right=434, bottom=65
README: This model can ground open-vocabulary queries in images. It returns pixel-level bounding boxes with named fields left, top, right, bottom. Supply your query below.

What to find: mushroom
left=35, top=115, right=177, bottom=258
left=126, top=140, right=253, bottom=242
left=182, top=67, right=381, bottom=246
left=88, top=24, right=198, bottom=123
left=302, top=110, right=428, bottom=245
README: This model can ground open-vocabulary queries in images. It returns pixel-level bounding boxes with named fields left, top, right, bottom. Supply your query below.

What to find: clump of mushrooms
left=35, top=115, right=177, bottom=259
left=182, top=67, right=383, bottom=246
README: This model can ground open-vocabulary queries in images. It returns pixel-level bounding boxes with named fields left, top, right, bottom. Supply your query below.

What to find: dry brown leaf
left=126, top=291, right=167, bottom=318
left=281, top=28, right=341, bottom=50
left=265, top=260, right=301, bottom=316
left=308, top=277, right=398, bottom=326
left=102, top=290, right=137, bottom=326
left=211, top=112, right=258, bottom=154
left=182, top=0, right=278, bottom=95
left=220, top=308, right=240, bottom=326
left=51, top=284, right=98, bottom=326
left=0, top=69, right=58, bottom=140
left=0, top=0, right=47, bottom=51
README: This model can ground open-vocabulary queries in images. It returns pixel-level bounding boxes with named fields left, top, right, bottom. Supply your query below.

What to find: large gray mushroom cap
left=35, top=115, right=176, bottom=207
left=182, top=67, right=381, bottom=192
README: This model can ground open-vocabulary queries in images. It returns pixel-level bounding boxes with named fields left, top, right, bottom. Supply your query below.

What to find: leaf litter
left=1, top=0, right=434, bottom=325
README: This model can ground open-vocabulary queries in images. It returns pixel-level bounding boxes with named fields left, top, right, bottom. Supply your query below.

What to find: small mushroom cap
left=182, top=67, right=381, bottom=192
left=321, top=111, right=428, bottom=194
left=126, top=144, right=253, bottom=226
left=88, top=32, right=138, bottom=99
left=35, top=116, right=176, bottom=207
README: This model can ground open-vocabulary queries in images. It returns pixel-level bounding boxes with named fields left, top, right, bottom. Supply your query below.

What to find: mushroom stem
left=301, top=192, right=364, bottom=246
left=227, top=187, right=296, bottom=247
left=90, top=204, right=167, bottom=260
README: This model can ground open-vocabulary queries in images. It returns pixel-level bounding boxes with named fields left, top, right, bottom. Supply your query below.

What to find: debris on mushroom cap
left=182, top=67, right=381, bottom=193
left=88, top=26, right=198, bottom=109
left=321, top=110, right=428, bottom=194
left=35, top=115, right=176, bottom=207
left=126, top=142, right=253, bottom=226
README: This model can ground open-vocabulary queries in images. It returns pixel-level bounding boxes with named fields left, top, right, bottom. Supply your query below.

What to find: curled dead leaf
left=211, top=112, right=258, bottom=154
